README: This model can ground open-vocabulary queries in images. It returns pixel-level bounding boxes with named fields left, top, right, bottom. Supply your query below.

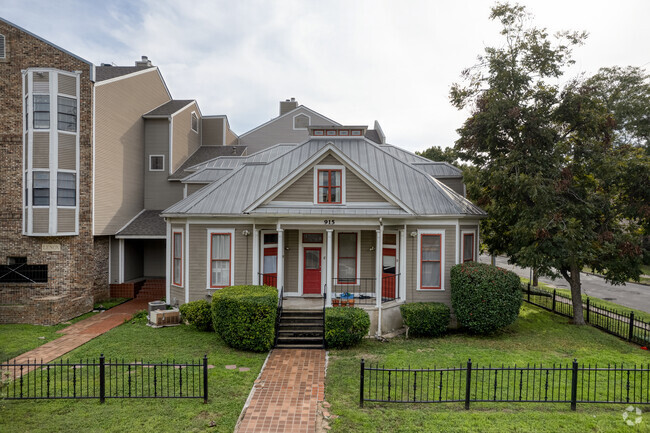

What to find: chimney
left=279, top=97, right=298, bottom=116
left=135, top=56, right=152, bottom=67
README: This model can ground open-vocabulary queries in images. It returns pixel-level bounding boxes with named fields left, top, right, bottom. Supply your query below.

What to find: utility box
left=148, top=300, right=166, bottom=314
left=149, top=308, right=180, bottom=326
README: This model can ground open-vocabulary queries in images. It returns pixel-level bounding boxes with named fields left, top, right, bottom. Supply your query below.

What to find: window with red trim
left=337, top=232, right=357, bottom=283
left=463, top=233, right=475, bottom=262
left=421, top=234, right=441, bottom=289
left=210, top=233, right=231, bottom=288
left=172, top=232, right=182, bottom=286
left=317, top=169, right=342, bottom=204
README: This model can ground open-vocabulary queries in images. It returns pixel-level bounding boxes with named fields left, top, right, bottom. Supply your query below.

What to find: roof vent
left=279, top=97, right=298, bottom=116
left=135, top=56, right=152, bottom=67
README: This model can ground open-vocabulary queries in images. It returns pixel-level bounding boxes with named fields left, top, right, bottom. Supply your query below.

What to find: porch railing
left=330, top=275, right=400, bottom=306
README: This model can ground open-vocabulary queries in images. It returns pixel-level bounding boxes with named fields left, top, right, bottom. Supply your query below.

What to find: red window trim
left=463, top=233, right=475, bottom=263
left=420, top=233, right=442, bottom=290
left=172, top=231, right=183, bottom=287
left=317, top=169, right=342, bottom=204
left=210, top=232, right=231, bottom=289
left=337, top=232, right=357, bottom=284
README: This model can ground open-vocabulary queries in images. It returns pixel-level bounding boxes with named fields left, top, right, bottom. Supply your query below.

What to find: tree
left=450, top=3, right=647, bottom=325
left=415, top=145, right=460, bottom=166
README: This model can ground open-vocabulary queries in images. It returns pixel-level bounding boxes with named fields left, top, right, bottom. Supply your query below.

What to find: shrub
left=450, top=262, right=522, bottom=334
left=211, top=285, right=278, bottom=352
left=180, top=300, right=213, bottom=331
left=325, top=307, right=370, bottom=348
left=400, top=302, right=450, bottom=337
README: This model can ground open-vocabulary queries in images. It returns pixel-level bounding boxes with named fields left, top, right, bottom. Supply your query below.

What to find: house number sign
left=324, top=219, right=335, bottom=225
left=42, top=244, right=61, bottom=252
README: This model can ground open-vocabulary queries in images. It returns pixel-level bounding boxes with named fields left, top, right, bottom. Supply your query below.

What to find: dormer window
left=317, top=169, right=342, bottom=204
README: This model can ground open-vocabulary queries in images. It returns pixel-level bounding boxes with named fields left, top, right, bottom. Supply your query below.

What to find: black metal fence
left=360, top=359, right=650, bottom=410
left=0, top=355, right=208, bottom=403
left=523, top=284, right=650, bottom=346
left=331, top=275, right=400, bottom=306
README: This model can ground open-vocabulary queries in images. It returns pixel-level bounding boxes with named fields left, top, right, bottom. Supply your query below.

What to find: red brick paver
left=4, top=299, right=149, bottom=378
left=237, top=349, right=326, bottom=433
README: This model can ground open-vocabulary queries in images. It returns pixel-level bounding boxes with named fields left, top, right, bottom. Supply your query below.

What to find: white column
left=185, top=221, right=190, bottom=304
left=326, top=229, right=333, bottom=307
left=399, top=227, right=407, bottom=302
left=119, top=238, right=125, bottom=283
left=375, top=229, right=383, bottom=308
left=277, top=227, right=284, bottom=296
left=165, top=221, right=171, bottom=303
left=455, top=220, right=460, bottom=264
left=252, top=227, right=260, bottom=285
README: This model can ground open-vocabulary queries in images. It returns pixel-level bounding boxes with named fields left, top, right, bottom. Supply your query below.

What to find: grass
left=0, top=298, right=130, bottom=363
left=0, top=315, right=267, bottom=433
left=325, top=303, right=650, bottom=433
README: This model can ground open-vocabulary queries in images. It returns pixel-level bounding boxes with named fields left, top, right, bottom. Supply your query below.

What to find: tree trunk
left=532, top=269, right=539, bottom=287
left=567, top=264, right=585, bottom=325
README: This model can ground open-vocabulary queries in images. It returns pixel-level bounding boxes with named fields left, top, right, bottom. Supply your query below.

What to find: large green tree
left=415, top=145, right=459, bottom=166
left=450, top=3, right=647, bottom=325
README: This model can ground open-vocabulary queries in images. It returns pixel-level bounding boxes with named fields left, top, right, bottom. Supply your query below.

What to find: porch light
left=410, top=231, right=417, bottom=237
left=242, top=230, right=250, bottom=236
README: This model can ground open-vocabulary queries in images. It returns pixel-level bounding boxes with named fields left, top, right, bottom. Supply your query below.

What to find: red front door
left=263, top=247, right=277, bottom=287
left=382, top=248, right=397, bottom=299
left=303, top=248, right=321, bottom=294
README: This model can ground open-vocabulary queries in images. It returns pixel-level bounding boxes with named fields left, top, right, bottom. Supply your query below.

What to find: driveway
left=478, top=255, right=650, bottom=314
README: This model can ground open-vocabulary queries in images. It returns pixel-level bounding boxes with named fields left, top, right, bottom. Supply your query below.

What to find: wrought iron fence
left=0, top=264, right=48, bottom=283
left=360, top=359, right=650, bottom=410
left=0, top=355, right=208, bottom=403
left=523, top=284, right=650, bottom=346
left=331, top=275, right=400, bottom=306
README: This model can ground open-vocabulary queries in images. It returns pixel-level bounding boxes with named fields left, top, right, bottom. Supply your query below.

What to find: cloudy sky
left=2, top=0, right=648, bottom=152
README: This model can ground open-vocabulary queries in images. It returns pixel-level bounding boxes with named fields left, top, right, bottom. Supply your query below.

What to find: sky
left=1, top=0, right=648, bottom=153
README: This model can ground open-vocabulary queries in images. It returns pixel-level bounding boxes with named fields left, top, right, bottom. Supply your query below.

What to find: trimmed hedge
left=400, top=302, right=450, bottom=337
left=211, top=285, right=278, bottom=352
left=325, top=307, right=370, bottom=349
left=450, top=262, right=522, bottom=334
left=179, top=300, right=213, bottom=331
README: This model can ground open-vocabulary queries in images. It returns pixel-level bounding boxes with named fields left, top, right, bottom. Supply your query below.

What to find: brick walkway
left=4, top=298, right=149, bottom=378
left=237, top=349, right=326, bottom=433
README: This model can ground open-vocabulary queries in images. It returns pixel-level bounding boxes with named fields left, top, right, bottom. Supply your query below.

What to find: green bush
left=211, top=285, right=278, bottom=352
left=325, top=307, right=370, bottom=348
left=180, top=300, right=213, bottom=331
left=400, top=302, right=450, bottom=337
left=450, top=262, right=522, bottom=334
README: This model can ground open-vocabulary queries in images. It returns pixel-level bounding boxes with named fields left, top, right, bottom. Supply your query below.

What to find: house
left=161, top=125, right=485, bottom=334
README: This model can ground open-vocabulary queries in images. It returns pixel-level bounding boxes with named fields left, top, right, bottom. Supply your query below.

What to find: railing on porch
left=330, top=275, right=400, bottom=306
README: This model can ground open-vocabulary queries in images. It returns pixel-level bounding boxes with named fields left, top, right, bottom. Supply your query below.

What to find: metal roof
left=168, top=146, right=247, bottom=180
left=116, top=210, right=165, bottom=237
left=411, top=162, right=462, bottom=178
left=163, top=138, right=485, bottom=218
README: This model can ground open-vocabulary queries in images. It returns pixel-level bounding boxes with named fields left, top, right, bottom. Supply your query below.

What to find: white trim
left=92, top=74, right=96, bottom=236
left=116, top=209, right=146, bottom=235
left=165, top=221, right=171, bottom=302
left=252, top=226, right=259, bottom=285
left=190, top=111, right=199, bottom=134
left=313, top=164, right=346, bottom=205
left=399, top=227, right=407, bottom=302
left=119, top=238, right=125, bottom=283
left=149, top=154, right=165, bottom=171
left=297, top=229, right=326, bottom=296
left=461, top=229, right=478, bottom=263
left=277, top=228, right=284, bottom=295
left=168, top=118, right=173, bottom=175
left=333, top=230, right=361, bottom=286
left=185, top=220, right=190, bottom=303
left=375, top=229, right=382, bottom=309
left=238, top=105, right=341, bottom=139
left=292, top=113, right=311, bottom=130
left=115, top=234, right=166, bottom=240
left=206, top=228, right=235, bottom=290
left=416, top=229, right=446, bottom=291
left=171, top=228, right=184, bottom=288
left=0, top=33, right=6, bottom=59
left=455, top=220, right=460, bottom=265
left=325, top=229, right=333, bottom=306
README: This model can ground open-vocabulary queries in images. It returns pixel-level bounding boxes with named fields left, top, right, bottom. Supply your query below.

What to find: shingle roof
left=163, top=138, right=485, bottom=218
left=116, top=210, right=166, bottom=237
left=168, top=146, right=247, bottom=180
left=95, top=65, right=153, bottom=82
left=144, top=100, right=194, bottom=117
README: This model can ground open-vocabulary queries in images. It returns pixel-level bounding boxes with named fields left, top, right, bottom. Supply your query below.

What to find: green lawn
left=0, top=316, right=267, bottom=433
left=325, top=303, right=650, bottom=433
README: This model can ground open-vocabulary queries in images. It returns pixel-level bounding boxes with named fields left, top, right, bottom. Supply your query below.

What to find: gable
left=271, top=153, right=388, bottom=204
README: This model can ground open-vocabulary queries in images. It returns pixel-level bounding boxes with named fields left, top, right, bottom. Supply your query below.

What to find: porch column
left=375, top=229, right=383, bottom=308
left=326, top=229, right=333, bottom=307
left=252, top=227, right=260, bottom=285
left=277, top=227, right=284, bottom=296
left=399, top=227, right=407, bottom=302
left=119, top=238, right=125, bottom=283
left=165, top=220, right=171, bottom=302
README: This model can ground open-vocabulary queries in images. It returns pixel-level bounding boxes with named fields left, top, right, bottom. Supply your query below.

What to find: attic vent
left=0, top=34, right=5, bottom=59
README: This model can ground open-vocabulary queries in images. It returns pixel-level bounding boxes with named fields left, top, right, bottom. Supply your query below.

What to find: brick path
left=4, top=298, right=149, bottom=378
left=237, top=349, right=326, bottom=433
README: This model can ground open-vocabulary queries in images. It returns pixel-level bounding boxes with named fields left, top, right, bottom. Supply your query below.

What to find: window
left=302, top=233, right=323, bottom=243
left=337, top=232, right=357, bottom=283
left=263, top=233, right=278, bottom=244
left=463, top=233, right=475, bottom=262
left=0, top=34, right=5, bottom=59
left=317, top=169, right=342, bottom=204
left=383, top=233, right=397, bottom=245
left=7, top=257, right=27, bottom=265
left=420, top=234, right=442, bottom=289
left=33, top=172, right=49, bottom=206
left=33, top=95, right=50, bottom=129
left=210, top=233, right=231, bottom=288
left=149, top=155, right=164, bottom=171
left=57, top=96, right=77, bottom=132
left=191, top=112, right=198, bottom=133
left=172, top=232, right=183, bottom=286
left=57, top=172, right=76, bottom=206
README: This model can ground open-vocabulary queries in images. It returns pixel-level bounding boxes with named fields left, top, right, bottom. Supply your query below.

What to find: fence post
left=586, top=297, right=590, bottom=323
left=465, top=359, right=472, bottom=410
left=527, top=283, right=530, bottom=302
left=99, top=354, right=105, bottom=404
left=552, top=290, right=557, bottom=313
left=570, top=359, right=578, bottom=411
left=203, top=354, right=208, bottom=404
left=628, top=312, right=635, bottom=342
left=360, top=359, right=365, bottom=408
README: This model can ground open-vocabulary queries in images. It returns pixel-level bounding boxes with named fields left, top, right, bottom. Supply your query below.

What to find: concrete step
left=275, top=344, right=324, bottom=349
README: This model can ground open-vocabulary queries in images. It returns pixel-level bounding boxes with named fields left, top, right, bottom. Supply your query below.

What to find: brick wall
left=0, top=20, right=95, bottom=324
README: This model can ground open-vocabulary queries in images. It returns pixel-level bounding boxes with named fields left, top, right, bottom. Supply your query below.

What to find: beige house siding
left=32, top=208, right=48, bottom=233
left=347, top=174, right=384, bottom=202
left=57, top=208, right=75, bottom=232
left=94, top=68, right=171, bottom=235
left=171, top=103, right=201, bottom=173
left=359, top=230, right=376, bottom=279
left=32, top=132, right=49, bottom=169
left=187, top=224, right=253, bottom=302
left=143, top=119, right=184, bottom=209
left=57, top=74, right=77, bottom=97
left=226, top=128, right=238, bottom=145
left=284, top=229, right=299, bottom=293
left=439, top=177, right=465, bottom=196
left=201, top=117, right=223, bottom=146
left=186, top=183, right=207, bottom=196
left=170, top=286, right=184, bottom=305
left=405, top=225, right=456, bottom=305
left=57, top=133, right=75, bottom=170
left=274, top=170, right=312, bottom=202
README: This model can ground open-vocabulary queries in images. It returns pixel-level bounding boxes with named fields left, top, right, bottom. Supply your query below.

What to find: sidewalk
left=4, top=298, right=149, bottom=378
left=236, top=349, right=326, bottom=433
